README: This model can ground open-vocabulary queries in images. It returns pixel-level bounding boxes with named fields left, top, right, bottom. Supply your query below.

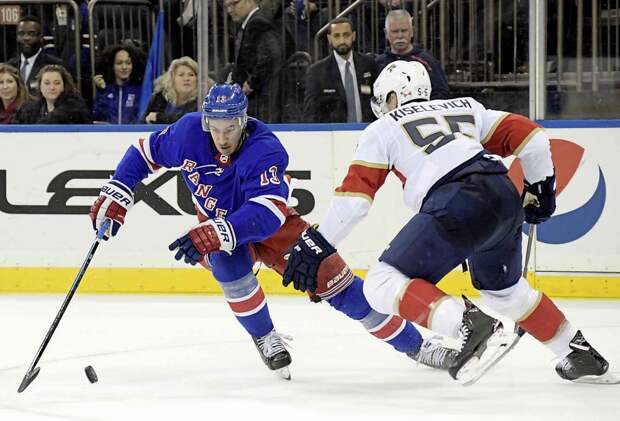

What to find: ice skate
left=253, top=329, right=292, bottom=380
left=408, top=336, right=458, bottom=370
left=555, top=330, right=619, bottom=385
left=449, top=296, right=519, bottom=386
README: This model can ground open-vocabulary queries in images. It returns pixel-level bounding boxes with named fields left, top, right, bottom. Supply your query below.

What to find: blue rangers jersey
left=111, top=113, right=291, bottom=246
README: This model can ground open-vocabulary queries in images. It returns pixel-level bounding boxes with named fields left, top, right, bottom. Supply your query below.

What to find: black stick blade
left=17, top=366, right=40, bottom=393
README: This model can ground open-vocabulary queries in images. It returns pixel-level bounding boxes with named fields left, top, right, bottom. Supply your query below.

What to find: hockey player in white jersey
left=283, top=60, right=617, bottom=385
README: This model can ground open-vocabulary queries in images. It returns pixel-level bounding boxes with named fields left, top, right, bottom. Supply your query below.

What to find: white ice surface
left=1, top=295, right=619, bottom=421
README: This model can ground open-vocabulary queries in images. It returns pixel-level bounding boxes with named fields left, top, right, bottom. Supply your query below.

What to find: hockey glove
left=521, top=174, right=556, bottom=224
left=282, top=226, right=336, bottom=293
left=168, top=218, right=236, bottom=265
left=89, top=180, right=134, bottom=240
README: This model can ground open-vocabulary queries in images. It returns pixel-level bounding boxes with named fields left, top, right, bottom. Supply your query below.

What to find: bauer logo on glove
left=168, top=218, right=236, bottom=266
left=282, top=226, right=354, bottom=301
left=89, top=180, right=134, bottom=240
left=299, top=230, right=324, bottom=255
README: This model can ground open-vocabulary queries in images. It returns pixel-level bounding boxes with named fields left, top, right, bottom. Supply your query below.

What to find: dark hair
left=18, top=15, right=42, bottom=26
left=95, top=44, right=147, bottom=85
left=35, top=64, right=77, bottom=97
left=327, top=17, right=354, bottom=34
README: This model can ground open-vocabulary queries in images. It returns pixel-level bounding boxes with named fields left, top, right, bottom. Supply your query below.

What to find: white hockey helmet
left=370, top=60, right=432, bottom=118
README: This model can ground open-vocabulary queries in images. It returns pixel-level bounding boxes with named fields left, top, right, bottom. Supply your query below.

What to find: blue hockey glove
left=168, top=218, right=236, bottom=265
left=282, top=226, right=337, bottom=293
left=521, top=174, right=556, bottom=224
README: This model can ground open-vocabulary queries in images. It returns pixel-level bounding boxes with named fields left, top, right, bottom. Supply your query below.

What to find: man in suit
left=375, top=9, right=449, bottom=100
left=9, top=15, right=65, bottom=94
left=304, top=17, right=378, bottom=123
left=225, top=0, right=288, bottom=123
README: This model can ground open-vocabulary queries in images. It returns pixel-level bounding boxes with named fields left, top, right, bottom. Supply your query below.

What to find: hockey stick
left=17, top=220, right=110, bottom=393
left=513, top=223, right=535, bottom=341
left=523, top=224, right=535, bottom=278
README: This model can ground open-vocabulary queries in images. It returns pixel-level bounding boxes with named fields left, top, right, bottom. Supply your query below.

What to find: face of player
left=386, top=92, right=398, bottom=111
left=385, top=18, right=413, bottom=55
left=328, top=22, right=356, bottom=57
left=16, top=20, right=43, bottom=57
left=173, top=65, right=197, bottom=100
left=113, top=50, right=133, bottom=84
left=0, top=72, right=18, bottom=105
left=40, top=71, right=64, bottom=103
left=208, top=118, right=243, bottom=156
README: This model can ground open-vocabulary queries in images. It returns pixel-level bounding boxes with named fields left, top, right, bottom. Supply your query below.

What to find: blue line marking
left=0, top=120, right=619, bottom=133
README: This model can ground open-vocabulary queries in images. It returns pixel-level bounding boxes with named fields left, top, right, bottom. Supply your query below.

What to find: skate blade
left=571, top=371, right=620, bottom=385
left=276, top=366, right=291, bottom=381
left=457, top=330, right=520, bottom=387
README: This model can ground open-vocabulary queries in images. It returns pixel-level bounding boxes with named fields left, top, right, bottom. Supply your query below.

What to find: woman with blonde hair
left=142, top=56, right=203, bottom=124
left=0, top=63, right=29, bottom=124
left=14, top=64, right=91, bottom=124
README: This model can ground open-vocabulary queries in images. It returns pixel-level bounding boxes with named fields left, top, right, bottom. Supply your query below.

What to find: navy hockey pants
left=380, top=161, right=525, bottom=292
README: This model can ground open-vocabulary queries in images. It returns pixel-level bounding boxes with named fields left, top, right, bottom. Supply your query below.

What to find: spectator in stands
left=303, top=17, right=378, bottom=123
left=141, top=56, right=199, bottom=124
left=93, top=45, right=146, bottom=124
left=8, top=16, right=65, bottom=95
left=226, top=0, right=286, bottom=123
left=14, top=64, right=91, bottom=124
left=375, top=9, right=449, bottom=100
left=0, top=64, right=30, bottom=124
left=366, top=0, right=415, bottom=52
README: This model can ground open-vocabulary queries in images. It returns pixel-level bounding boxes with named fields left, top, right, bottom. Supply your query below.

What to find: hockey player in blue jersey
left=89, top=83, right=462, bottom=379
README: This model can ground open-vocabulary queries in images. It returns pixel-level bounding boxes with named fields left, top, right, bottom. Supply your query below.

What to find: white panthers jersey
left=320, top=96, right=554, bottom=246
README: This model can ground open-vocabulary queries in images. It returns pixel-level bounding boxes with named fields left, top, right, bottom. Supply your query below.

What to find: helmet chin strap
left=235, top=129, right=249, bottom=154
left=401, top=99, right=421, bottom=106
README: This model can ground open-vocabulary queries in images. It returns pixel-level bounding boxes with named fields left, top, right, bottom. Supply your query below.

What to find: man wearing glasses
left=8, top=15, right=64, bottom=94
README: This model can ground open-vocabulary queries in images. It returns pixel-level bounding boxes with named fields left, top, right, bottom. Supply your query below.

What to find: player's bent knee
left=363, top=262, right=409, bottom=315
left=479, top=276, right=540, bottom=320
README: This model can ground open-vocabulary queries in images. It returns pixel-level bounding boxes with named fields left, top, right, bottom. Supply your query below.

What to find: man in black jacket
left=8, top=16, right=65, bottom=94
left=226, top=0, right=287, bottom=123
left=304, top=17, right=378, bottom=123
left=375, top=9, right=449, bottom=100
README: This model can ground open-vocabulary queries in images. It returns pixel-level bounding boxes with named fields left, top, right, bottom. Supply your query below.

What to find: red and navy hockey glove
left=282, top=226, right=337, bottom=294
left=521, top=174, right=556, bottom=224
left=168, top=218, right=236, bottom=265
left=89, top=180, right=134, bottom=240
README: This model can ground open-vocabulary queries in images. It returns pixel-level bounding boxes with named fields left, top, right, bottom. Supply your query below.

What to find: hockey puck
left=84, top=365, right=98, bottom=384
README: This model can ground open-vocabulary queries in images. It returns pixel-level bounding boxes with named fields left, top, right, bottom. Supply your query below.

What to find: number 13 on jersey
left=260, top=165, right=281, bottom=186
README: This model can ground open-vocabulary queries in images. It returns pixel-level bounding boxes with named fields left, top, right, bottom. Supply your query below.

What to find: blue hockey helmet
left=201, top=83, right=248, bottom=132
